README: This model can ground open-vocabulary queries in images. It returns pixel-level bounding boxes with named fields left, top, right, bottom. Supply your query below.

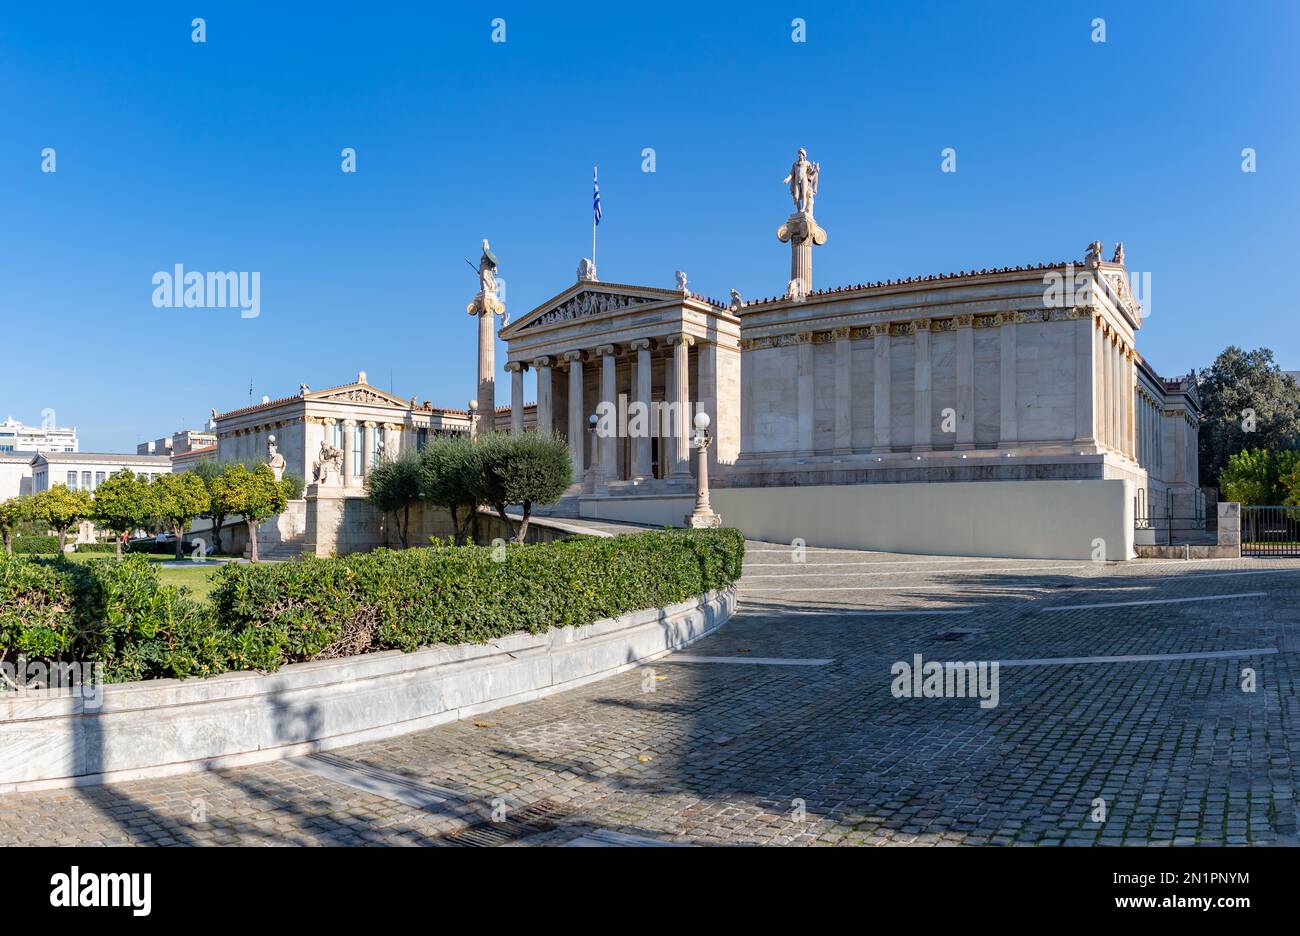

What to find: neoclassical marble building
left=211, top=372, right=531, bottom=488
left=502, top=258, right=1199, bottom=520
left=499, top=152, right=1200, bottom=541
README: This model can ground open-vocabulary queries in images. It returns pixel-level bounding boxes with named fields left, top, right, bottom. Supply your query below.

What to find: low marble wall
left=577, top=479, right=1135, bottom=560
left=0, top=588, right=737, bottom=792
left=712, top=480, right=1134, bottom=560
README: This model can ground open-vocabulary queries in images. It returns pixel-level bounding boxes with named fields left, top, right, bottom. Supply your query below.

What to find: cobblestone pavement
left=4, top=543, right=1300, bottom=846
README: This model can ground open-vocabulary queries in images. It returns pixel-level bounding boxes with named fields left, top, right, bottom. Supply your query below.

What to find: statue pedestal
left=302, top=482, right=348, bottom=557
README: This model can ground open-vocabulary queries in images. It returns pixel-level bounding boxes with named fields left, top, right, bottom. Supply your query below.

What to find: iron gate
left=1134, top=488, right=1209, bottom=546
left=1241, top=506, right=1300, bottom=557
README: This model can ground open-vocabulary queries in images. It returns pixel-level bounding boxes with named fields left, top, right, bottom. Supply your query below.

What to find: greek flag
left=593, top=167, right=602, bottom=225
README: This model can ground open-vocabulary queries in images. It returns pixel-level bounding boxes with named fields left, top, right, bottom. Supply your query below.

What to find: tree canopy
left=475, top=432, right=573, bottom=543
left=210, top=463, right=291, bottom=562
left=0, top=497, right=33, bottom=555
left=365, top=449, right=423, bottom=547
left=91, top=470, right=154, bottom=559
left=1197, top=346, right=1300, bottom=486
left=152, top=472, right=212, bottom=559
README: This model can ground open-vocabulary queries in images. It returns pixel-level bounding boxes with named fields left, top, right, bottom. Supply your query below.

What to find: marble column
left=1109, top=336, right=1122, bottom=455
left=1124, top=348, right=1136, bottom=458
left=668, top=334, right=694, bottom=479
left=533, top=357, right=553, bottom=437
left=565, top=351, right=585, bottom=475
left=999, top=314, right=1018, bottom=447
left=342, top=419, right=356, bottom=486
left=506, top=362, right=525, bottom=435
left=597, top=345, right=618, bottom=481
left=872, top=328, right=891, bottom=453
left=631, top=340, right=653, bottom=480
left=476, top=302, right=495, bottom=437
left=796, top=332, right=814, bottom=453
left=955, top=316, right=975, bottom=450
left=363, top=421, right=376, bottom=474
left=913, top=320, right=932, bottom=451
left=1093, top=317, right=1106, bottom=447
left=833, top=328, right=852, bottom=454
left=697, top=340, right=719, bottom=477
left=1074, top=313, right=1095, bottom=445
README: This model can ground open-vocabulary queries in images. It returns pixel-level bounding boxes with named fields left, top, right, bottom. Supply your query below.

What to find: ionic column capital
left=666, top=333, right=695, bottom=347
left=628, top=338, right=652, bottom=352
left=594, top=344, right=616, bottom=357
left=563, top=350, right=584, bottom=363
left=532, top=356, right=552, bottom=369
left=504, top=360, right=525, bottom=373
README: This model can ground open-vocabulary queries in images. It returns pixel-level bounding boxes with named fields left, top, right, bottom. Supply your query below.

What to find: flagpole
left=592, top=165, right=598, bottom=269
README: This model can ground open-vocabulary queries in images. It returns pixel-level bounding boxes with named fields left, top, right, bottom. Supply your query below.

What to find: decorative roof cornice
left=739, top=260, right=1077, bottom=310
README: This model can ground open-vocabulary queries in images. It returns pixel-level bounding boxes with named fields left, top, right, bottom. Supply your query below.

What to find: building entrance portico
left=500, top=270, right=741, bottom=494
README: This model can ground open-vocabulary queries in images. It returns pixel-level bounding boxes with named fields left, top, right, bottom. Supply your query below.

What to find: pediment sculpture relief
left=524, top=291, right=651, bottom=329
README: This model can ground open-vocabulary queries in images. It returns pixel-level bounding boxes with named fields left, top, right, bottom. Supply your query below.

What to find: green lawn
left=61, top=552, right=230, bottom=600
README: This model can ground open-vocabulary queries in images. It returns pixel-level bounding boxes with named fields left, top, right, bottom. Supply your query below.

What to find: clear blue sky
left=3, top=1, right=1296, bottom=452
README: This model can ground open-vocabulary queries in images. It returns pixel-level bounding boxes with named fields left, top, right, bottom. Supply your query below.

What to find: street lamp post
left=468, top=398, right=479, bottom=437
left=684, top=411, right=721, bottom=528
left=585, top=413, right=608, bottom=496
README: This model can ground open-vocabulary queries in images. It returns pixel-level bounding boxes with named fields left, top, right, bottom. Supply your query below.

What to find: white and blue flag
left=593, top=166, right=602, bottom=225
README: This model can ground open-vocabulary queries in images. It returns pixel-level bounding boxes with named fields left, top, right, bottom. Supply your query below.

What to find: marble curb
left=0, top=587, right=737, bottom=793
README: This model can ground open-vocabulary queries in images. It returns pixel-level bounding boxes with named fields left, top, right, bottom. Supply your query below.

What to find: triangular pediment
left=307, top=383, right=409, bottom=408
left=500, top=281, right=688, bottom=339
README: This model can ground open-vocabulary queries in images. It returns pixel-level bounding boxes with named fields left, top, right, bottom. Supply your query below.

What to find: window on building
left=331, top=422, right=343, bottom=449
left=95, top=471, right=106, bottom=488
left=416, top=428, right=428, bottom=451
left=82, top=471, right=92, bottom=490
left=352, top=425, right=364, bottom=476
left=67, top=470, right=77, bottom=489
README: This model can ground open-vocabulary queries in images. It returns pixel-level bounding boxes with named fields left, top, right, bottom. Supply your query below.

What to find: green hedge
left=0, top=529, right=744, bottom=682
left=13, top=534, right=60, bottom=555
left=211, top=527, right=744, bottom=671
left=0, top=555, right=222, bottom=682
left=74, top=543, right=119, bottom=554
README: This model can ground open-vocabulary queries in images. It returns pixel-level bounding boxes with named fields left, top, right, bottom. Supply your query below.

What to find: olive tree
left=365, top=449, right=422, bottom=548
left=418, top=435, right=483, bottom=545
left=476, top=432, right=573, bottom=543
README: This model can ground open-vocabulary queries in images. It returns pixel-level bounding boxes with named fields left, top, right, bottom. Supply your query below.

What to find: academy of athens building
left=495, top=150, right=1203, bottom=560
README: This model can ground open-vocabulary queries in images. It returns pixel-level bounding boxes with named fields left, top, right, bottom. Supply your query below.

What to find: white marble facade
left=499, top=280, right=742, bottom=489
left=211, top=372, right=530, bottom=488
left=502, top=255, right=1198, bottom=517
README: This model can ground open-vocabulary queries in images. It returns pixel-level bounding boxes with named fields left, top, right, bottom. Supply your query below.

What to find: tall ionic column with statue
left=777, top=148, right=828, bottom=299
left=467, top=239, right=506, bottom=436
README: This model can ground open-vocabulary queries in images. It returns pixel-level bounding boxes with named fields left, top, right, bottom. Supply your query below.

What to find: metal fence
left=1241, top=506, right=1300, bottom=557
left=1134, top=489, right=1209, bottom=546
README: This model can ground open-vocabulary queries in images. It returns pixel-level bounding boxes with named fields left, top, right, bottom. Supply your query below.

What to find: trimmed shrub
left=0, top=555, right=222, bottom=683
left=211, top=528, right=744, bottom=670
left=1, top=529, right=743, bottom=682
left=74, top=543, right=119, bottom=553
left=13, top=534, right=60, bottom=555
left=0, top=556, right=78, bottom=659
